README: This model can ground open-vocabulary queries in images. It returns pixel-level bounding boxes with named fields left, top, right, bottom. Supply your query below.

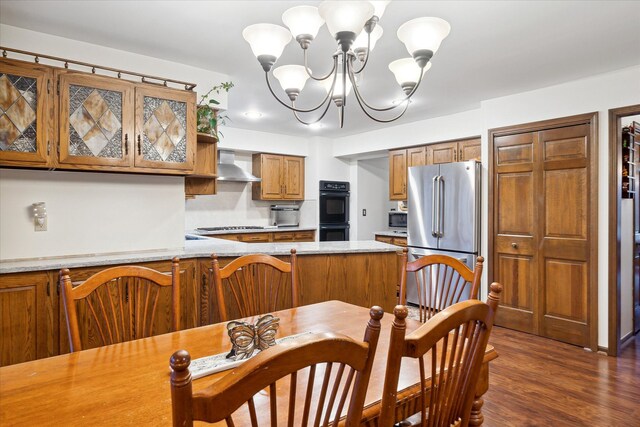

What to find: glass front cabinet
left=0, top=59, right=53, bottom=167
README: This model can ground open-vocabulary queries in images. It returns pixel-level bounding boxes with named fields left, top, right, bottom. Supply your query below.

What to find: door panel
left=459, top=138, right=481, bottom=161
left=261, top=154, right=283, bottom=199
left=283, top=156, right=304, bottom=199
left=407, top=146, right=426, bottom=167
left=407, top=165, right=438, bottom=249
left=437, top=161, right=479, bottom=252
left=427, top=142, right=457, bottom=164
left=493, top=132, right=538, bottom=334
left=538, top=124, right=591, bottom=346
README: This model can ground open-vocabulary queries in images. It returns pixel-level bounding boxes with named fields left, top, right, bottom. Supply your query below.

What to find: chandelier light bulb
left=397, top=17, right=451, bottom=66
left=369, top=1, right=391, bottom=19
left=321, top=72, right=353, bottom=100
left=318, top=1, right=374, bottom=51
left=282, top=5, right=325, bottom=48
left=242, top=23, right=292, bottom=71
left=273, top=65, right=311, bottom=100
left=389, top=58, right=431, bottom=93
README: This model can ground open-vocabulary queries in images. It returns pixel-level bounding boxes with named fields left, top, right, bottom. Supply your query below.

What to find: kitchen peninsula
left=0, top=237, right=401, bottom=366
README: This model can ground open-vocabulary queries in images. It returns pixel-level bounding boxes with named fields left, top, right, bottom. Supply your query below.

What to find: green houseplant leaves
left=197, top=81, right=234, bottom=140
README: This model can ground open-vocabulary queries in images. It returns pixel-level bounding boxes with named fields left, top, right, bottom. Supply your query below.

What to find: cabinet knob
left=511, top=242, right=518, bottom=249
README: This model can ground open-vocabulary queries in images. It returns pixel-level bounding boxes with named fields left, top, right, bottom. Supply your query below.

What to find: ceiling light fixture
left=242, top=1, right=450, bottom=128
left=243, top=111, right=264, bottom=119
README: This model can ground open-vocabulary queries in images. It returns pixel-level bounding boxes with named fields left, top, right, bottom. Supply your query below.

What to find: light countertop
left=374, top=230, right=407, bottom=238
left=0, top=238, right=398, bottom=274
left=189, top=226, right=317, bottom=236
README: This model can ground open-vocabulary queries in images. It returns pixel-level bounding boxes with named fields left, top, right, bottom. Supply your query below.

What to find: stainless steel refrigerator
left=406, top=160, right=481, bottom=305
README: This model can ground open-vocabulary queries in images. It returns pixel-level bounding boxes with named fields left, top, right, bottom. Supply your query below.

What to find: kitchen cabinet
left=1, top=58, right=196, bottom=175
left=0, top=271, right=56, bottom=366
left=204, top=229, right=315, bottom=243
left=388, top=137, right=481, bottom=200
left=375, top=234, right=407, bottom=247
left=185, top=133, right=218, bottom=197
left=252, top=153, right=305, bottom=201
left=0, top=59, right=53, bottom=167
left=389, top=149, right=407, bottom=201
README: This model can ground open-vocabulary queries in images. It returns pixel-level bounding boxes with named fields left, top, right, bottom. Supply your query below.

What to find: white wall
left=620, top=199, right=634, bottom=339
left=0, top=169, right=184, bottom=259
left=355, top=158, right=392, bottom=240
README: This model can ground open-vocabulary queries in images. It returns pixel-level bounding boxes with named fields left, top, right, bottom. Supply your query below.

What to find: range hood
left=217, top=150, right=261, bottom=182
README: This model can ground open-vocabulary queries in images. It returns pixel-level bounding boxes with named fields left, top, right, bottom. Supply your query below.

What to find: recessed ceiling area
left=1, top=0, right=639, bottom=138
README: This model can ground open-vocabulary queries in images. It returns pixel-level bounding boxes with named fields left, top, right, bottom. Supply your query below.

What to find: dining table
left=0, top=300, right=497, bottom=426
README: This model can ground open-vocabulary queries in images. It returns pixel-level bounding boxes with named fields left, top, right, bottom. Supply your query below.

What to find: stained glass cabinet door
left=59, top=73, right=134, bottom=167
left=0, top=59, right=52, bottom=167
left=134, top=85, right=195, bottom=171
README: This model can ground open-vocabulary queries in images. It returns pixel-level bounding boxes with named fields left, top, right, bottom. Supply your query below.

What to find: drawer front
left=393, top=237, right=407, bottom=247
left=375, top=235, right=394, bottom=244
left=294, top=231, right=315, bottom=242
left=239, top=233, right=272, bottom=243
left=273, top=232, right=295, bottom=241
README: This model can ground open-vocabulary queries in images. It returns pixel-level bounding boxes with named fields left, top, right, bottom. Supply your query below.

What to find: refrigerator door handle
left=438, top=176, right=445, bottom=237
left=431, top=175, right=439, bottom=237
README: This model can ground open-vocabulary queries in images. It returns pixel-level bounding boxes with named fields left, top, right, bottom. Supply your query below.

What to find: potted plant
left=197, top=81, right=234, bottom=140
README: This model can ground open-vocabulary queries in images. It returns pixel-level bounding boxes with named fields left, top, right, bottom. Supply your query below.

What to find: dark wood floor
left=482, top=327, right=640, bottom=427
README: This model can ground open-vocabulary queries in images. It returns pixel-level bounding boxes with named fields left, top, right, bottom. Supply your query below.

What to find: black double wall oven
left=319, top=180, right=350, bottom=241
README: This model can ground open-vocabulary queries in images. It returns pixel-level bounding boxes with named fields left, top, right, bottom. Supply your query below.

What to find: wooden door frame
left=488, top=112, right=599, bottom=352
left=608, top=104, right=640, bottom=356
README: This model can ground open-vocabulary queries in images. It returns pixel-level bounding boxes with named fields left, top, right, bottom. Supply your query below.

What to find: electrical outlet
left=362, top=209, right=367, bottom=216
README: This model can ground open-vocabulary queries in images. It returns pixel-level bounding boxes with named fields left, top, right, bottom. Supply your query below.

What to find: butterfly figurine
left=226, top=314, right=280, bottom=360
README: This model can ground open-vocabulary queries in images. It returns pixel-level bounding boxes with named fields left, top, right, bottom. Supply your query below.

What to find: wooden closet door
left=493, top=132, right=539, bottom=334
left=538, top=124, right=591, bottom=346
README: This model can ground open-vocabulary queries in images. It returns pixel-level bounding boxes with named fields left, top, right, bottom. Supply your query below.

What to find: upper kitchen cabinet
left=252, top=153, right=305, bottom=201
left=1, top=58, right=196, bottom=175
left=0, top=59, right=53, bottom=167
left=134, top=85, right=195, bottom=172
left=58, top=72, right=134, bottom=167
left=389, top=148, right=408, bottom=201
left=388, top=137, right=481, bottom=200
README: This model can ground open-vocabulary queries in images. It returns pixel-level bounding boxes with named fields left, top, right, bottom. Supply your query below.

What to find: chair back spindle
left=399, top=249, right=483, bottom=322
left=380, top=283, right=502, bottom=427
left=60, top=258, right=180, bottom=352
left=211, top=249, right=298, bottom=322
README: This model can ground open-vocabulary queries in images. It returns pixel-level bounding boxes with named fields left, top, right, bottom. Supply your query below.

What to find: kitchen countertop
left=374, top=230, right=408, bottom=238
left=190, top=226, right=317, bottom=236
left=0, top=238, right=398, bottom=274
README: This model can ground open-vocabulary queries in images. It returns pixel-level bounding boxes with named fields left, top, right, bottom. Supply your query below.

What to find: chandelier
left=242, top=1, right=450, bottom=128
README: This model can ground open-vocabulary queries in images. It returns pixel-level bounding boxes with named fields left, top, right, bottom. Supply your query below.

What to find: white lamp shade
left=397, top=17, right=451, bottom=56
left=388, top=58, right=431, bottom=86
left=318, top=1, right=374, bottom=37
left=273, top=65, right=311, bottom=92
left=353, top=25, right=383, bottom=52
left=282, top=6, right=325, bottom=39
left=321, top=73, right=353, bottom=97
left=369, top=1, right=391, bottom=19
left=242, top=23, right=292, bottom=59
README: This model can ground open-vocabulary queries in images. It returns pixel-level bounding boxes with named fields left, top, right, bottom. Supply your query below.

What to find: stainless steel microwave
left=388, top=211, right=407, bottom=228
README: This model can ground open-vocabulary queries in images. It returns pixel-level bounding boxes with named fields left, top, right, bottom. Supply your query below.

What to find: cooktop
left=197, top=226, right=264, bottom=231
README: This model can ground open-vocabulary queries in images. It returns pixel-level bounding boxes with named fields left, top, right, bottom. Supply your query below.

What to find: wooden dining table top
left=0, top=300, right=497, bottom=426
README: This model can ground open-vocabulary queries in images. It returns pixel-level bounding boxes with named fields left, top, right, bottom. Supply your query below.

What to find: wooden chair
left=211, top=249, right=298, bottom=322
left=399, top=249, right=483, bottom=322
left=60, top=258, right=180, bottom=352
left=170, top=306, right=384, bottom=427
left=378, top=283, right=502, bottom=427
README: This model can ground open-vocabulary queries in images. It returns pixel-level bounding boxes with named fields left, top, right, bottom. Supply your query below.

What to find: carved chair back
left=379, top=283, right=502, bottom=427
left=211, top=249, right=298, bottom=322
left=60, top=258, right=180, bottom=352
left=170, top=306, right=384, bottom=427
left=399, top=249, right=483, bottom=322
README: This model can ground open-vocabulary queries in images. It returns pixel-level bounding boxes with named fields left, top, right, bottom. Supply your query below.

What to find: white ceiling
left=1, top=1, right=639, bottom=138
